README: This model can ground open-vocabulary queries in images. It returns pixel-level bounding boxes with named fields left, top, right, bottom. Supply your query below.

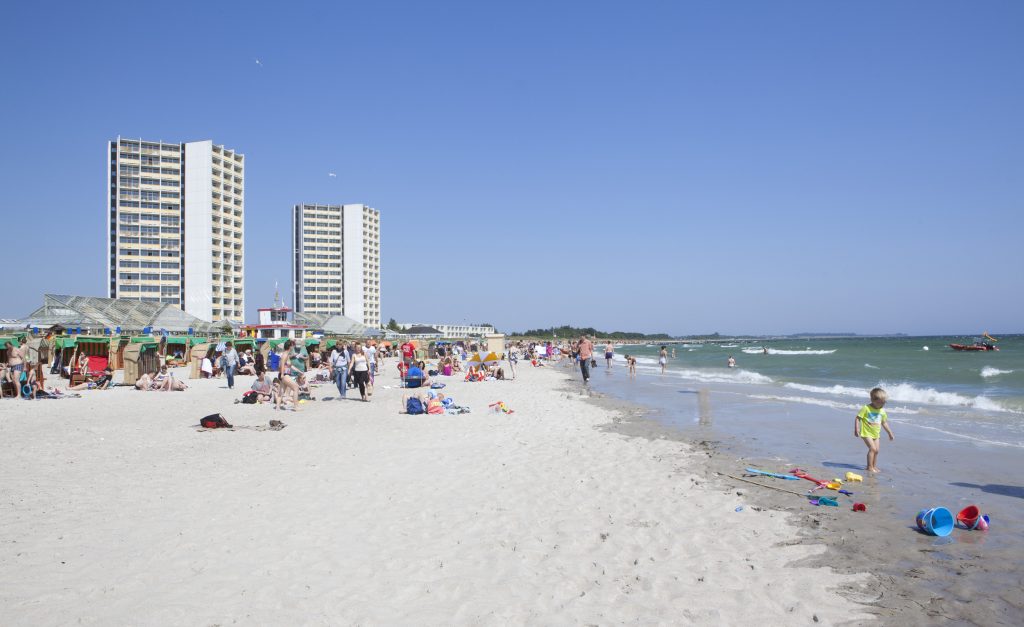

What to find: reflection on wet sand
left=699, top=388, right=712, bottom=426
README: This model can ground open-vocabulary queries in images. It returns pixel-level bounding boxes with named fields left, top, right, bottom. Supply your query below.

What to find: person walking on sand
left=578, top=335, right=594, bottom=384
left=659, top=346, right=668, bottom=374
left=221, top=341, right=238, bottom=390
left=329, top=342, right=348, bottom=400
left=604, top=342, right=614, bottom=369
left=855, top=387, right=895, bottom=473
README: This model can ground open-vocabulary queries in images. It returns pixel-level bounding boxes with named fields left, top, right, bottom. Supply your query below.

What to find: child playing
left=855, top=387, right=895, bottom=473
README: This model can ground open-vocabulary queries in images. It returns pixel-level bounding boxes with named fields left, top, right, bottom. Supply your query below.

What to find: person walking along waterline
left=604, top=342, right=614, bottom=369
left=578, top=335, right=594, bottom=384
left=659, top=346, right=668, bottom=374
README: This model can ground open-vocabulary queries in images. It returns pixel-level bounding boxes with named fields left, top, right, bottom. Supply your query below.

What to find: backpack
left=240, top=391, right=259, bottom=404
left=406, top=397, right=425, bottom=415
left=200, top=414, right=233, bottom=429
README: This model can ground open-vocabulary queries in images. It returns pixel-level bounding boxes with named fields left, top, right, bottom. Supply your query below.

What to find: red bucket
left=956, top=505, right=982, bottom=529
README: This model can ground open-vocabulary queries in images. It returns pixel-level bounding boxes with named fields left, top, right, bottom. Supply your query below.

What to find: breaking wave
left=981, top=367, right=1014, bottom=378
left=742, top=348, right=836, bottom=355
left=783, top=381, right=1020, bottom=414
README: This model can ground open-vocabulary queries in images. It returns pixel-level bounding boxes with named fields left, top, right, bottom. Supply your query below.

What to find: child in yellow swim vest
left=855, top=387, right=895, bottom=473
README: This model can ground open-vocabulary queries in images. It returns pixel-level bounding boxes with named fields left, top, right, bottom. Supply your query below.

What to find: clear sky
left=1, top=1, right=1021, bottom=336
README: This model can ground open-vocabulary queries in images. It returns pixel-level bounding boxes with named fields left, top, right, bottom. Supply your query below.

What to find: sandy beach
left=0, top=360, right=874, bottom=625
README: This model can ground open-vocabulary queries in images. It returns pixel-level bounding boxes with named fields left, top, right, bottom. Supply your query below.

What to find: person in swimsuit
left=658, top=346, right=668, bottom=374
left=277, top=339, right=300, bottom=411
left=6, top=338, right=26, bottom=397
left=76, top=350, right=90, bottom=378
left=604, top=342, right=614, bottom=369
left=727, top=356, right=736, bottom=368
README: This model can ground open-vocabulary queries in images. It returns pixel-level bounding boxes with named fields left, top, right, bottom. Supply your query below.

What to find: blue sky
left=1, top=1, right=1021, bottom=335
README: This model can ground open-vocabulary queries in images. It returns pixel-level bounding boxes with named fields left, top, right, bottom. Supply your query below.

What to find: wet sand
left=583, top=365, right=1024, bottom=625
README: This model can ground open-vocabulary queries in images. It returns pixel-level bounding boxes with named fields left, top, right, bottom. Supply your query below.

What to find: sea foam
left=981, top=367, right=1014, bottom=378
left=742, top=348, right=836, bottom=355
left=783, top=381, right=1019, bottom=414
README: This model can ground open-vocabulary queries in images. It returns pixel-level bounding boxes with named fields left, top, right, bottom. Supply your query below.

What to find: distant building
left=241, top=306, right=307, bottom=340
left=401, top=325, right=443, bottom=340
left=107, top=137, right=245, bottom=322
left=292, top=203, right=381, bottom=328
left=398, top=323, right=495, bottom=338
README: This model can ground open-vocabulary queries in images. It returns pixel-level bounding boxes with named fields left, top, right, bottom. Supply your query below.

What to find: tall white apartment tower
left=292, top=203, right=381, bottom=328
left=107, top=137, right=245, bottom=322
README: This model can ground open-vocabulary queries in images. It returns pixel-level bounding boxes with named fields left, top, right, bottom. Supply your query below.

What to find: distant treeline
left=514, top=325, right=672, bottom=340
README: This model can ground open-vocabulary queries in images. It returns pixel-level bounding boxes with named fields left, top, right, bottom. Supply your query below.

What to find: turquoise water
left=611, top=335, right=1024, bottom=447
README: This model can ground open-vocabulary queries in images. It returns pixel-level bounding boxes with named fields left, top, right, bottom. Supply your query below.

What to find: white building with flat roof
left=399, top=323, right=495, bottom=338
left=292, top=203, right=380, bottom=328
left=107, top=137, right=244, bottom=322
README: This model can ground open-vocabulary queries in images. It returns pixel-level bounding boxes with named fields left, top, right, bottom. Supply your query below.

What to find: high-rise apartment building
left=107, top=137, right=245, bottom=322
left=292, top=203, right=380, bottom=328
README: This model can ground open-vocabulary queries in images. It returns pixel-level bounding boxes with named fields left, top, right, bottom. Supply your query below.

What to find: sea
left=600, top=335, right=1024, bottom=449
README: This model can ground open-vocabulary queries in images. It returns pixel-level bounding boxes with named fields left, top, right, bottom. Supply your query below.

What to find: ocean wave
left=748, top=394, right=919, bottom=415
left=637, top=365, right=774, bottom=385
left=864, top=363, right=879, bottom=369
left=783, top=381, right=1021, bottom=414
left=719, top=344, right=738, bottom=348
left=981, top=367, right=1014, bottom=378
left=741, top=348, right=836, bottom=355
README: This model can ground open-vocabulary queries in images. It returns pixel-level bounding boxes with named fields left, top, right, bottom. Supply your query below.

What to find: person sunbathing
left=76, top=351, right=91, bottom=376
left=250, top=372, right=274, bottom=402
left=405, top=363, right=431, bottom=388
left=237, top=350, right=257, bottom=376
left=296, top=372, right=314, bottom=400
left=135, top=373, right=152, bottom=390
left=69, top=367, right=113, bottom=391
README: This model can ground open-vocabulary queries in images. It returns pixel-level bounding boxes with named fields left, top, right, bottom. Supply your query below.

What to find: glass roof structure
left=20, top=294, right=229, bottom=334
left=293, top=311, right=382, bottom=337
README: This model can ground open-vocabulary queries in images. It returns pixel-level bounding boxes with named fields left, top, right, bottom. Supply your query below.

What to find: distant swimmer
left=659, top=346, right=668, bottom=374
left=763, top=347, right=769, bottom=355
left=671, top=347, right=676, bottom=359
left=727, top=356, right=736, bottom=368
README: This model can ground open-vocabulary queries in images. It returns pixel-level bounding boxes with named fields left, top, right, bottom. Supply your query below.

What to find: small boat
left=949, top=343, right=999, bottom=352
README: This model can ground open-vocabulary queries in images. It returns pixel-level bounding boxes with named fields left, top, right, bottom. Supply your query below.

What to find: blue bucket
left=917, top=507, right=954, bottom=537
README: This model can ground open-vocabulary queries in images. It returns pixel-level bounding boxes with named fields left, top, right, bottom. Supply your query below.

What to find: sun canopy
left=466, top=353, right=483, bottom=368
left=0, top=337, right=15, bottom=349
left=482, top=352, right=500, bottom=365
left=165, top=337, right=189, bottom=346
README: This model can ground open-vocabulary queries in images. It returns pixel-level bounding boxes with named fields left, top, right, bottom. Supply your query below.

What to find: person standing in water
left=659, top=346, right=668, bottom=374
left=604, top=341, right=614, bottom=369
left=727, top=355, right=736, bottom=368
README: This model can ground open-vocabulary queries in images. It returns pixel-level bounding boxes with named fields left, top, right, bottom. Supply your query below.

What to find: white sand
left=0, top=361, right=871, bottom=625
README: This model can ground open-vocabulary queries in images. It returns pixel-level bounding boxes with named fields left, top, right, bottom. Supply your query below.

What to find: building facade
left=107, top=137, right=244, bottom=322
left=292, top=203, right=380, bottom=328
left=398, top=323, right=496, bottom=338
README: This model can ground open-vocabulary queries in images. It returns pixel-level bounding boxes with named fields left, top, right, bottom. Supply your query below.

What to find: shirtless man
left=578, top=335, right=594, bottom=384
left=7, top=337, right=26, bottom=396
left=604, top=342, right=615, bottom=369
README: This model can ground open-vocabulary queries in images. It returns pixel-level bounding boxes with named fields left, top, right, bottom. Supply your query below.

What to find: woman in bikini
left=276, top=340, right=301, bottom=411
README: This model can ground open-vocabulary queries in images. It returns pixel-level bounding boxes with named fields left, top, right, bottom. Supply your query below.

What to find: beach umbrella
left=482, top=352, right=500, bottom=365
left=466, top=352, right=483, bottom=368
